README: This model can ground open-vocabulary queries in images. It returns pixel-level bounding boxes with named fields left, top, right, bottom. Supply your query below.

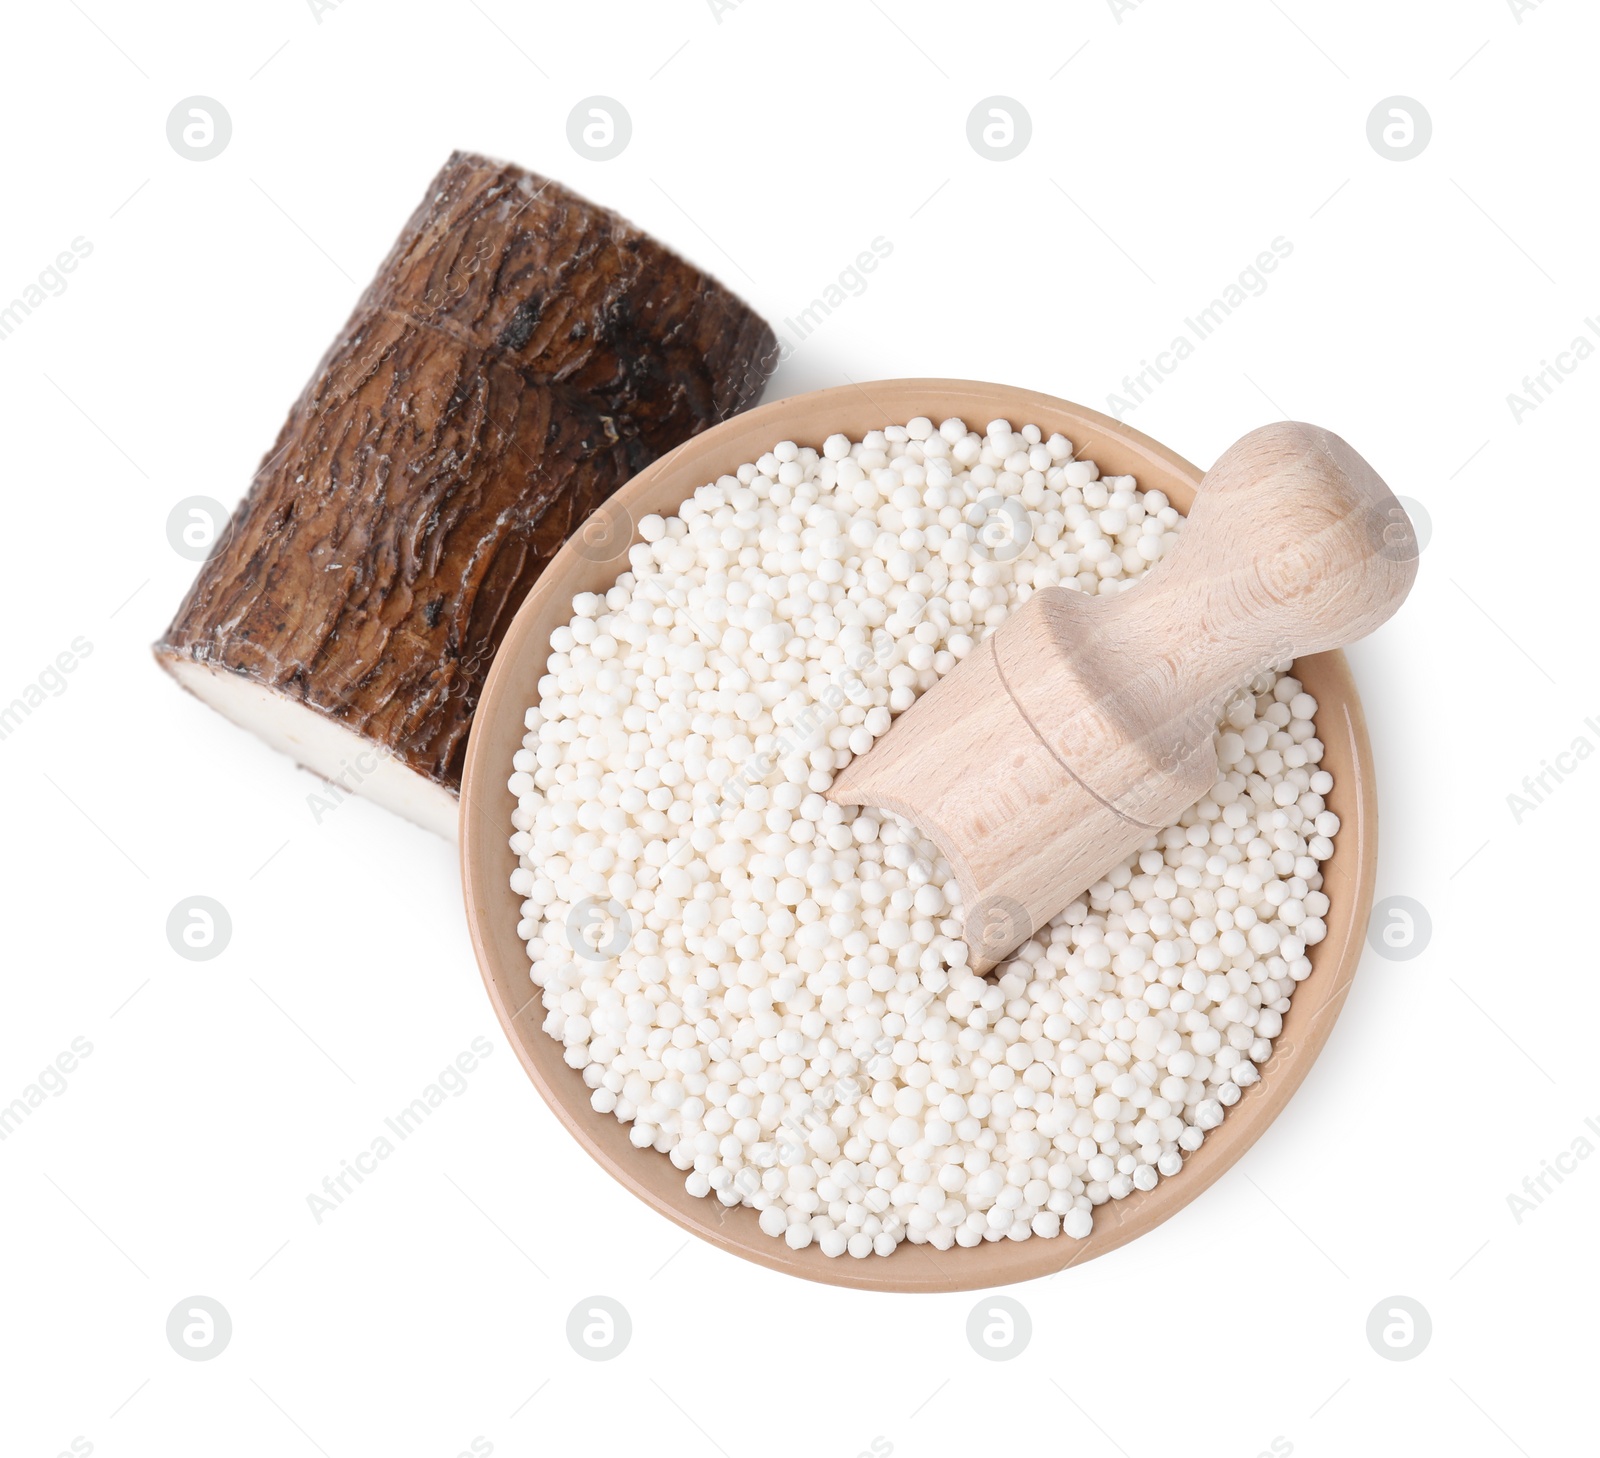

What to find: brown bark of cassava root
left=155, top=152, right=777, bottom=833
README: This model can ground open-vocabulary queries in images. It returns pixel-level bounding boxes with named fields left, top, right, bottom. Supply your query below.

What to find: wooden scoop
left=827, top=421, right=1418, bottom=973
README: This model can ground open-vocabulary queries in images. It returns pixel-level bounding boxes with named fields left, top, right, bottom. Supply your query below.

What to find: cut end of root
left=158, top=655, right=459, bottom=840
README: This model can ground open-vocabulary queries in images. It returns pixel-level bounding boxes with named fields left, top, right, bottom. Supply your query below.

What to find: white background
left=2, top=1, right=1595, bottom=1455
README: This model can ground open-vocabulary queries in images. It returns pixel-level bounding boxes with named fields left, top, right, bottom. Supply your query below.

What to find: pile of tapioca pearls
left=509, top=416, right=1336, bottom=1257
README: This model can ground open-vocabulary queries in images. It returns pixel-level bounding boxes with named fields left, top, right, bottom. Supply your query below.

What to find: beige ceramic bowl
left=460, top=380, right=1378, bottom=1293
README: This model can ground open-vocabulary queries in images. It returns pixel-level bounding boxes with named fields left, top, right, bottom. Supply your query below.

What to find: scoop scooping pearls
left=829, top=420, right=1415, bottom=973
left=510, top=416, right=1367, bottom=1257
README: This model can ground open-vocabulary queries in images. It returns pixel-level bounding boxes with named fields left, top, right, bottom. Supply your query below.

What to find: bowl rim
left=459, top=378, right=1378, bottom=1293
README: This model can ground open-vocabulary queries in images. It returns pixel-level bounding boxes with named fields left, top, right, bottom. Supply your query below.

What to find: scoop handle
left=1071, top=422, right=1418, bottom=777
